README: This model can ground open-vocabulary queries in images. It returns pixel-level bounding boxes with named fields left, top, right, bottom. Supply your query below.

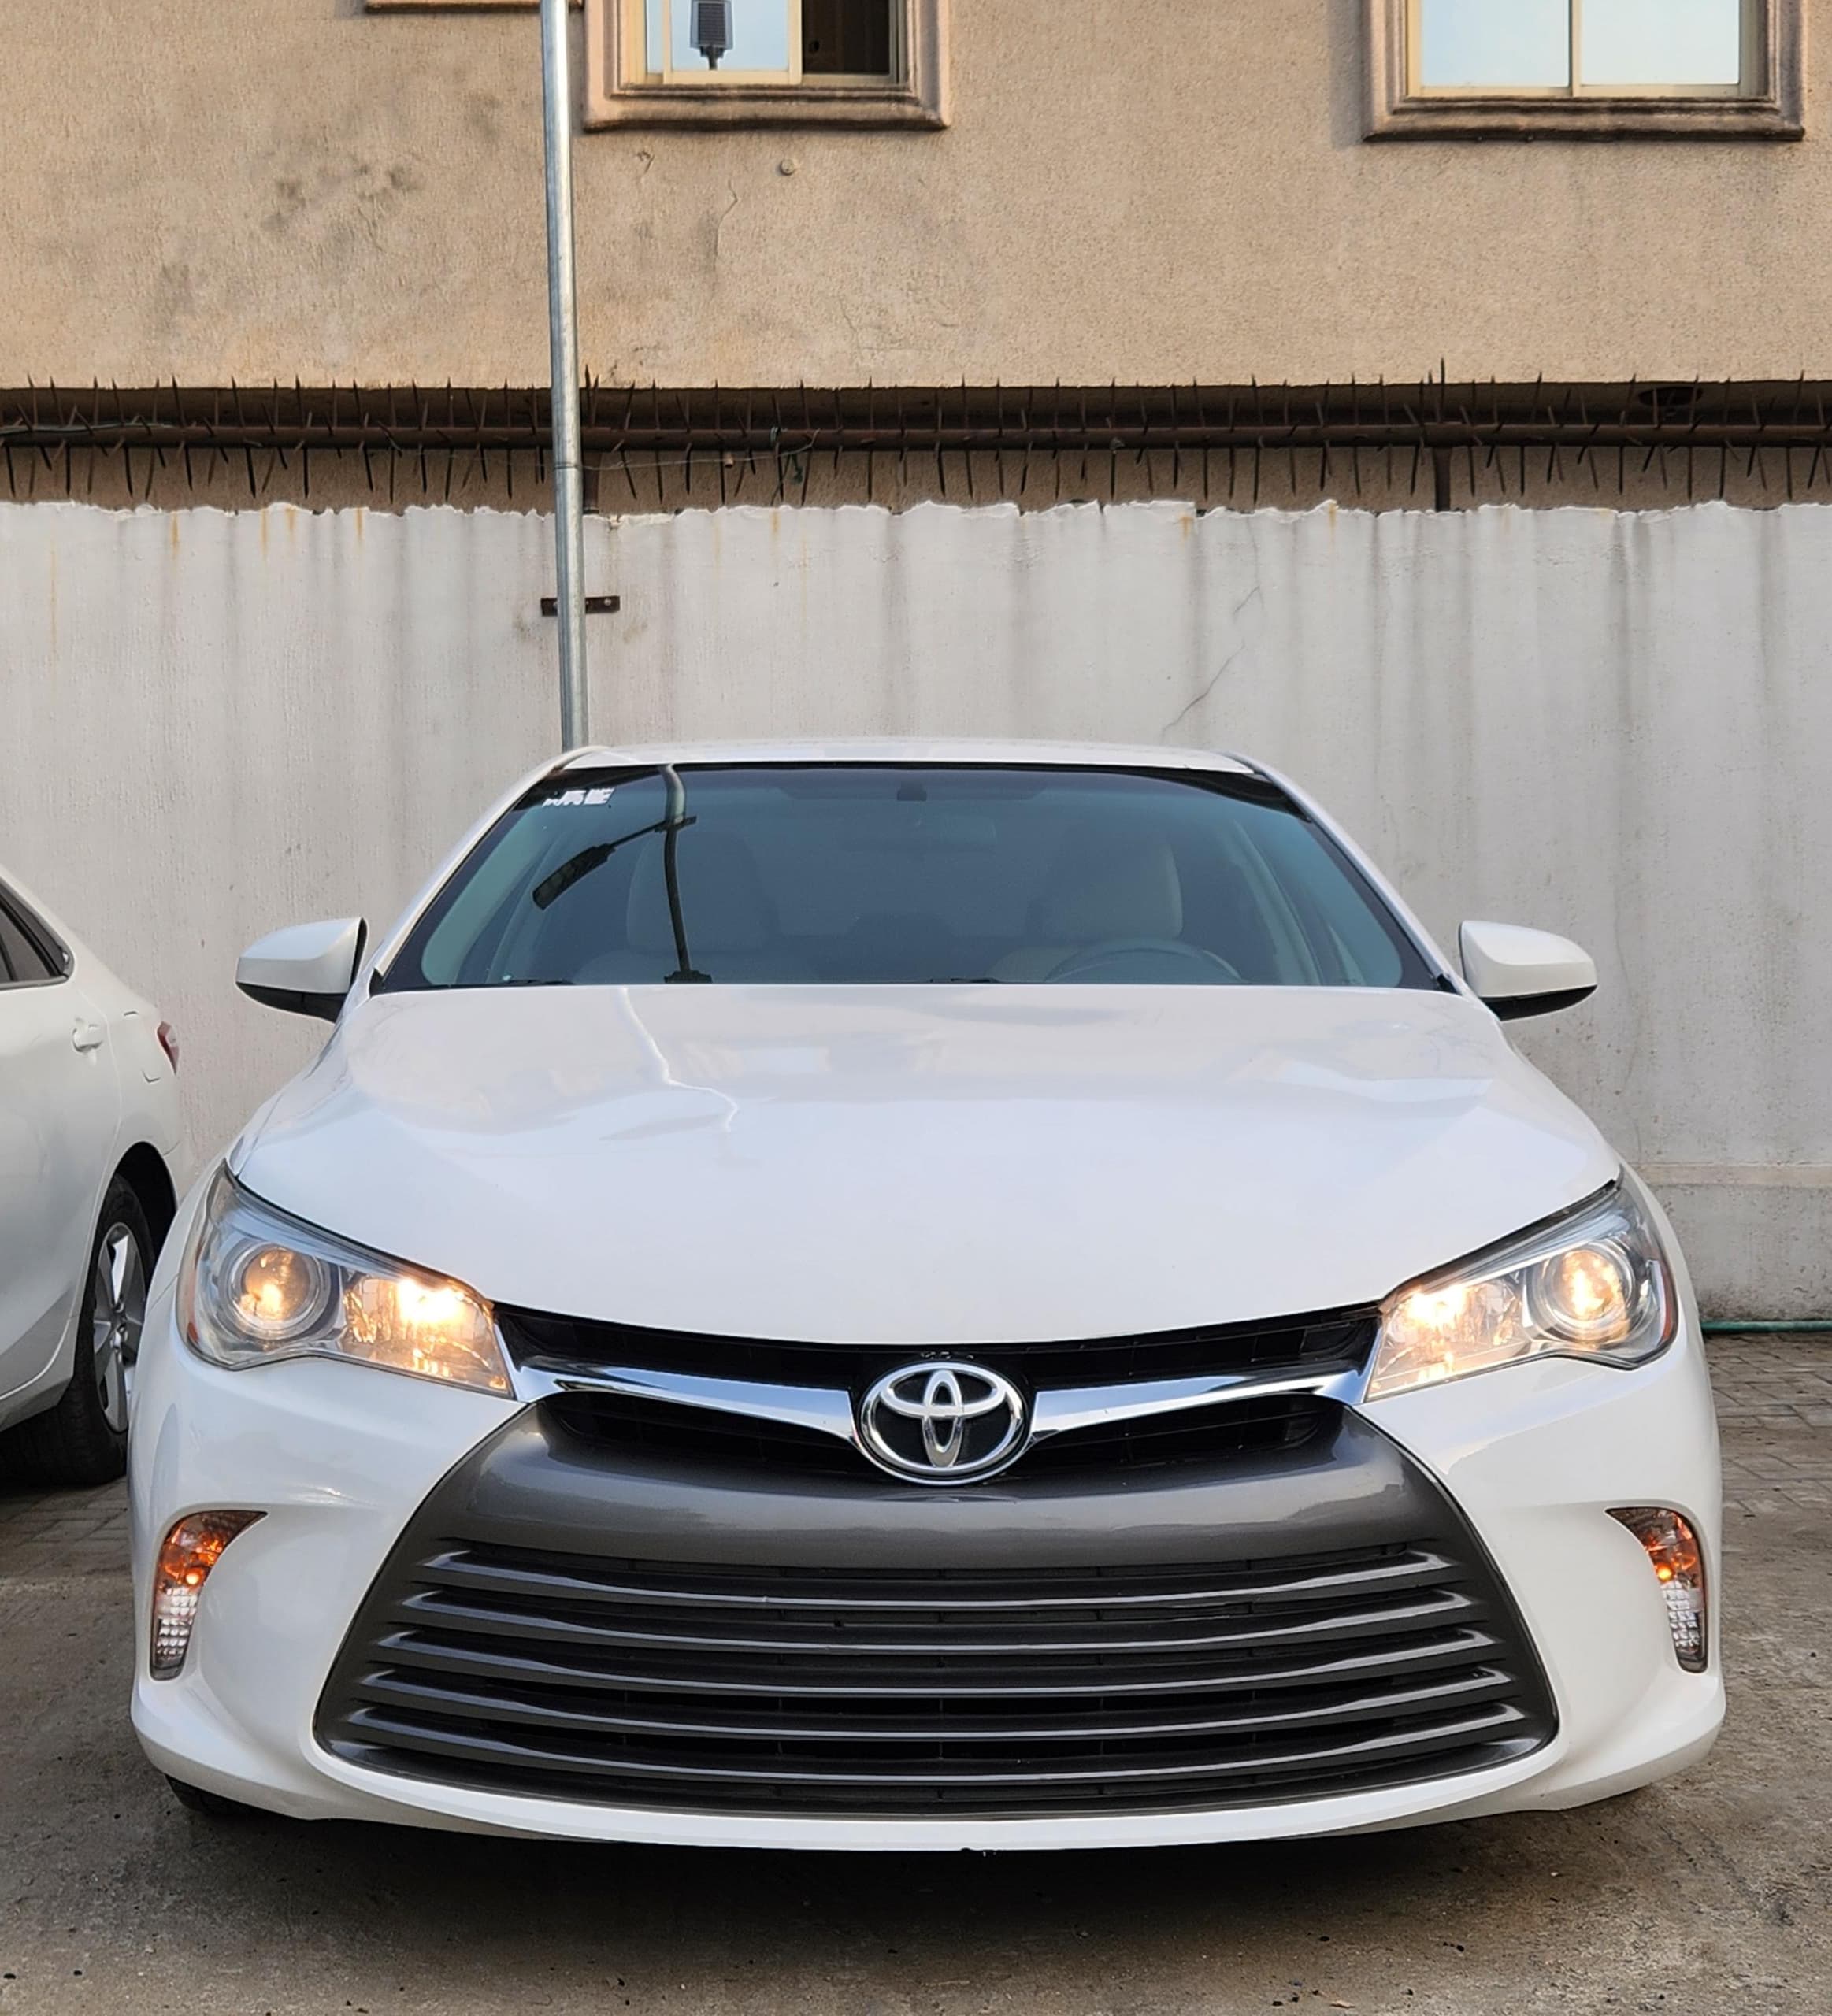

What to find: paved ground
left=1, top=1338, right=1826, bottom=2016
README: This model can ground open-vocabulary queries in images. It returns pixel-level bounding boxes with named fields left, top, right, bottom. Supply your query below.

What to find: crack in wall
left=1160, top=582, right=1263, bottom=737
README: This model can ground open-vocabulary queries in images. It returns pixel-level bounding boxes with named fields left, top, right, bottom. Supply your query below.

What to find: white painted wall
left=1, top=498, right=1823, bottom=1314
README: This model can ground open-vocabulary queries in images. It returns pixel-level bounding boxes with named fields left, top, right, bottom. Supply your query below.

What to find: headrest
left=626, top=832, right=777, bottom=955
left=1037, top=839, right=1184, bottom=943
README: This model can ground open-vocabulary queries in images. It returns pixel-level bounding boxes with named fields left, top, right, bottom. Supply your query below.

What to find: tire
left=3, top=1177, right=152, bottom=1488
left=165, top=1776, right=256, bottom=1821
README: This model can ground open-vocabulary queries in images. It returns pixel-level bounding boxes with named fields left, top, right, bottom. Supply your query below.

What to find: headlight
left=1366, top=1180, right=1675, bottom=1402
left=179, top=1170, right=511, bottom=1395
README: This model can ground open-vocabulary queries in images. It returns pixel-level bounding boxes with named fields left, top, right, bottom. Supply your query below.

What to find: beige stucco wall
left=4, top=1, right=1830, bottom=389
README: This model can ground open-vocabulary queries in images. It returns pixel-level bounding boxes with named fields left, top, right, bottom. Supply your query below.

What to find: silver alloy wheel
left=91, top=1223, right=147, bottom=1435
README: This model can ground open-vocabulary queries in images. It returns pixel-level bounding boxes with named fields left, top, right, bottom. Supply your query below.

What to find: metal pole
left=540, top=0, right=589, bottom=748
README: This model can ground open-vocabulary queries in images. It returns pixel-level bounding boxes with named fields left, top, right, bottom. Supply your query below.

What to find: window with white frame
left=590, top=0, right=945, bottom=126
left=1367, top=0, right=1802, bottom=137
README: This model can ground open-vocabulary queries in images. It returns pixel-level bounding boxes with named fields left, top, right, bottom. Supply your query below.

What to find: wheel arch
left=114, top=1142, right=179, bottom=1257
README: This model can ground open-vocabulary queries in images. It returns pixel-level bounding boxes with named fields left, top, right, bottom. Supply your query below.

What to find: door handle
left=72, top=1019, right=106, bottom=1052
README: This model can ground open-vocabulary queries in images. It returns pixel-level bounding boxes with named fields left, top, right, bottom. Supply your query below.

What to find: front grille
left=1015, top=1392, right=1331, bottom=1476
left=547, top=1392, right=862, bottom=1477
left=499, top=1307, right=1377, bottom=1393
left=503, top=1305, right=1376, bottom=1484
left=317, top=1536, right=1554, bottom=1818
left=545, top=1388, right=1333, bottom=1480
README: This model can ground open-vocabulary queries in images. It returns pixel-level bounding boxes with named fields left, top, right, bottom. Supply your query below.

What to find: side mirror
left=236, top=917, right=367, bottom=1022
left=1459, top=920, right=1597, bottom=1021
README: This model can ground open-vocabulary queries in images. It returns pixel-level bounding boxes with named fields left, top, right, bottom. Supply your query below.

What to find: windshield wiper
left=658, top=769, right=709, bottom=983
left=530, top=769, right=711, bottom=984
left=532, top=817, right=689, bottom=911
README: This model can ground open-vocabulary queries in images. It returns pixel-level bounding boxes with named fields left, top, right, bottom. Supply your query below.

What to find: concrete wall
left=5, top=1, right=1832, bottom=388
left=1, top=495, right=1825, bottom=1315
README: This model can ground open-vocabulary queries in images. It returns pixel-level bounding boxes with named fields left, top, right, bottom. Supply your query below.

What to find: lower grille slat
left=350, top=1663, right=1520, bottom=1744
left=339, top=1698, right=1533, bottom=1790
left=417, top=1546, right=1459, bottom=1613
left=392, top=1585, right=1480, bottom=1661
left=375, top=1621, right=1505, bottom=1699
left=319, top=1536, right=1556, bottom=1818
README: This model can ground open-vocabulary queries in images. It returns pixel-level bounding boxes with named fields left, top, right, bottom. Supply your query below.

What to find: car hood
left=233, top=985, right=1616, bottom=1344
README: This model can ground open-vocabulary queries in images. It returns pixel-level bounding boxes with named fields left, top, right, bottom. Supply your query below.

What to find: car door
left=0, top=885, right=121, bottom=1405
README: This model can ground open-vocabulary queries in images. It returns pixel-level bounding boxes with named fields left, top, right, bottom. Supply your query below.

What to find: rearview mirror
left=236, top=917, right=368, bottom=1022
left=1459, top=921, right=1597, bottom=1021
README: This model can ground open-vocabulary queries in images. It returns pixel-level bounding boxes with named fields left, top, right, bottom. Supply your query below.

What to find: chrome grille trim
left=514, top=1358, right=1366, bottom=1450
left=521, top=1362, right=861, bottom=1440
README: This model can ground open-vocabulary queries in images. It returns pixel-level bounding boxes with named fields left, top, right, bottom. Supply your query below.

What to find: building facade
left=2, top=2, right=1824, bottom=395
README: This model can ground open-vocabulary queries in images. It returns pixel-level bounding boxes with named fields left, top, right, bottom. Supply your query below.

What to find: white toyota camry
left=2, top=869, right=181, bottom=1485
left=131, top=742, right=1721, bottom=1848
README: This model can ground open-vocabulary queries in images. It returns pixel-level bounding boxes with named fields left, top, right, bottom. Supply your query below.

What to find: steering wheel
left=1043, top=939, right=1243, bottom=984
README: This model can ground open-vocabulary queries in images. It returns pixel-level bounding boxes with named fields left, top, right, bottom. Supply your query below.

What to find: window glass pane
left=665, top=0, right=791, bottom=74
left=0, top=900, right=53, bottom=984
left=803, top=0, right=894, bottom=75
left=1417, top=0, right=1571, bottom=87
left=385, top=766, right=1433, bottom=993
left=1580, top=0, right=1743, bottom=85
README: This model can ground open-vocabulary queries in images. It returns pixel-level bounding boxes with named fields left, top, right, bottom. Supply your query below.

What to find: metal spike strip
left=0, top=380, right=1830, bottom=508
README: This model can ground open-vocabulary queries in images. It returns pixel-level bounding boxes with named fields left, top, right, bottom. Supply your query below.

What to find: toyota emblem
left=857, top=1362, right=1029, bottom=1484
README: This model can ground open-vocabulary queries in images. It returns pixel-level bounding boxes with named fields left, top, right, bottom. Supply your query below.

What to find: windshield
left=382, top=765, right=1437, bottom=991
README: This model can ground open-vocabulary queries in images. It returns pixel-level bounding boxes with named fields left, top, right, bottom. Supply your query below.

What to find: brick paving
left=1709, top=1331, right=1832, bottom=1429
left=1713, top=1333, right=1832, bottom=1515
left=0, top=1477, right=128, bottom=1577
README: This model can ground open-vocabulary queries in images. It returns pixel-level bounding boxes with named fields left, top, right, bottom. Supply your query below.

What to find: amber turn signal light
left=150, top=1511, right=264, bottom=1679
left=1610, top=1507, right=1707, bottom=1673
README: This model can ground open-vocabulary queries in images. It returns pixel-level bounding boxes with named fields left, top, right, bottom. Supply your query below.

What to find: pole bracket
left=540, top=595, right=620, bottom=616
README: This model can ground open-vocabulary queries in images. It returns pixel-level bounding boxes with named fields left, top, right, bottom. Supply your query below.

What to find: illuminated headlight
left=178, top=1170, right=511, bottom=1395
left=1367, top=1180, right=1675, bottom=1402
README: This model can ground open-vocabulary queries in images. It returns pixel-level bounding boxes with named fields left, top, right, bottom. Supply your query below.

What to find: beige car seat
left=576, top=832, right=816, bottom=982
left=988, top=840, right=1185, bottom=983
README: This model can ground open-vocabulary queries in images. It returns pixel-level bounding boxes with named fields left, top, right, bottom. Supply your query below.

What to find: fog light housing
left=1610, top=1507, right=1708, bottom=1673
left=151, top=1511, right=264, bottom=1679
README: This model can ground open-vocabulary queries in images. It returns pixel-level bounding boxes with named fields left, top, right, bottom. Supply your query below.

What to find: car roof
left=555, top=739, right=1258, bottom=775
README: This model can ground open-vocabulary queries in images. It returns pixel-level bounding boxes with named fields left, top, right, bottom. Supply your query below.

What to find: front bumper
left=129, top=1295, right=1722, bottom=1850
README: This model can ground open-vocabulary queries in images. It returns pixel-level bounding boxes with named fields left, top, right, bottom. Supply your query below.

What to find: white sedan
left=1, top=871, right=181, bottom=1484
left=129, top=743, right=1720, bottom=1847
